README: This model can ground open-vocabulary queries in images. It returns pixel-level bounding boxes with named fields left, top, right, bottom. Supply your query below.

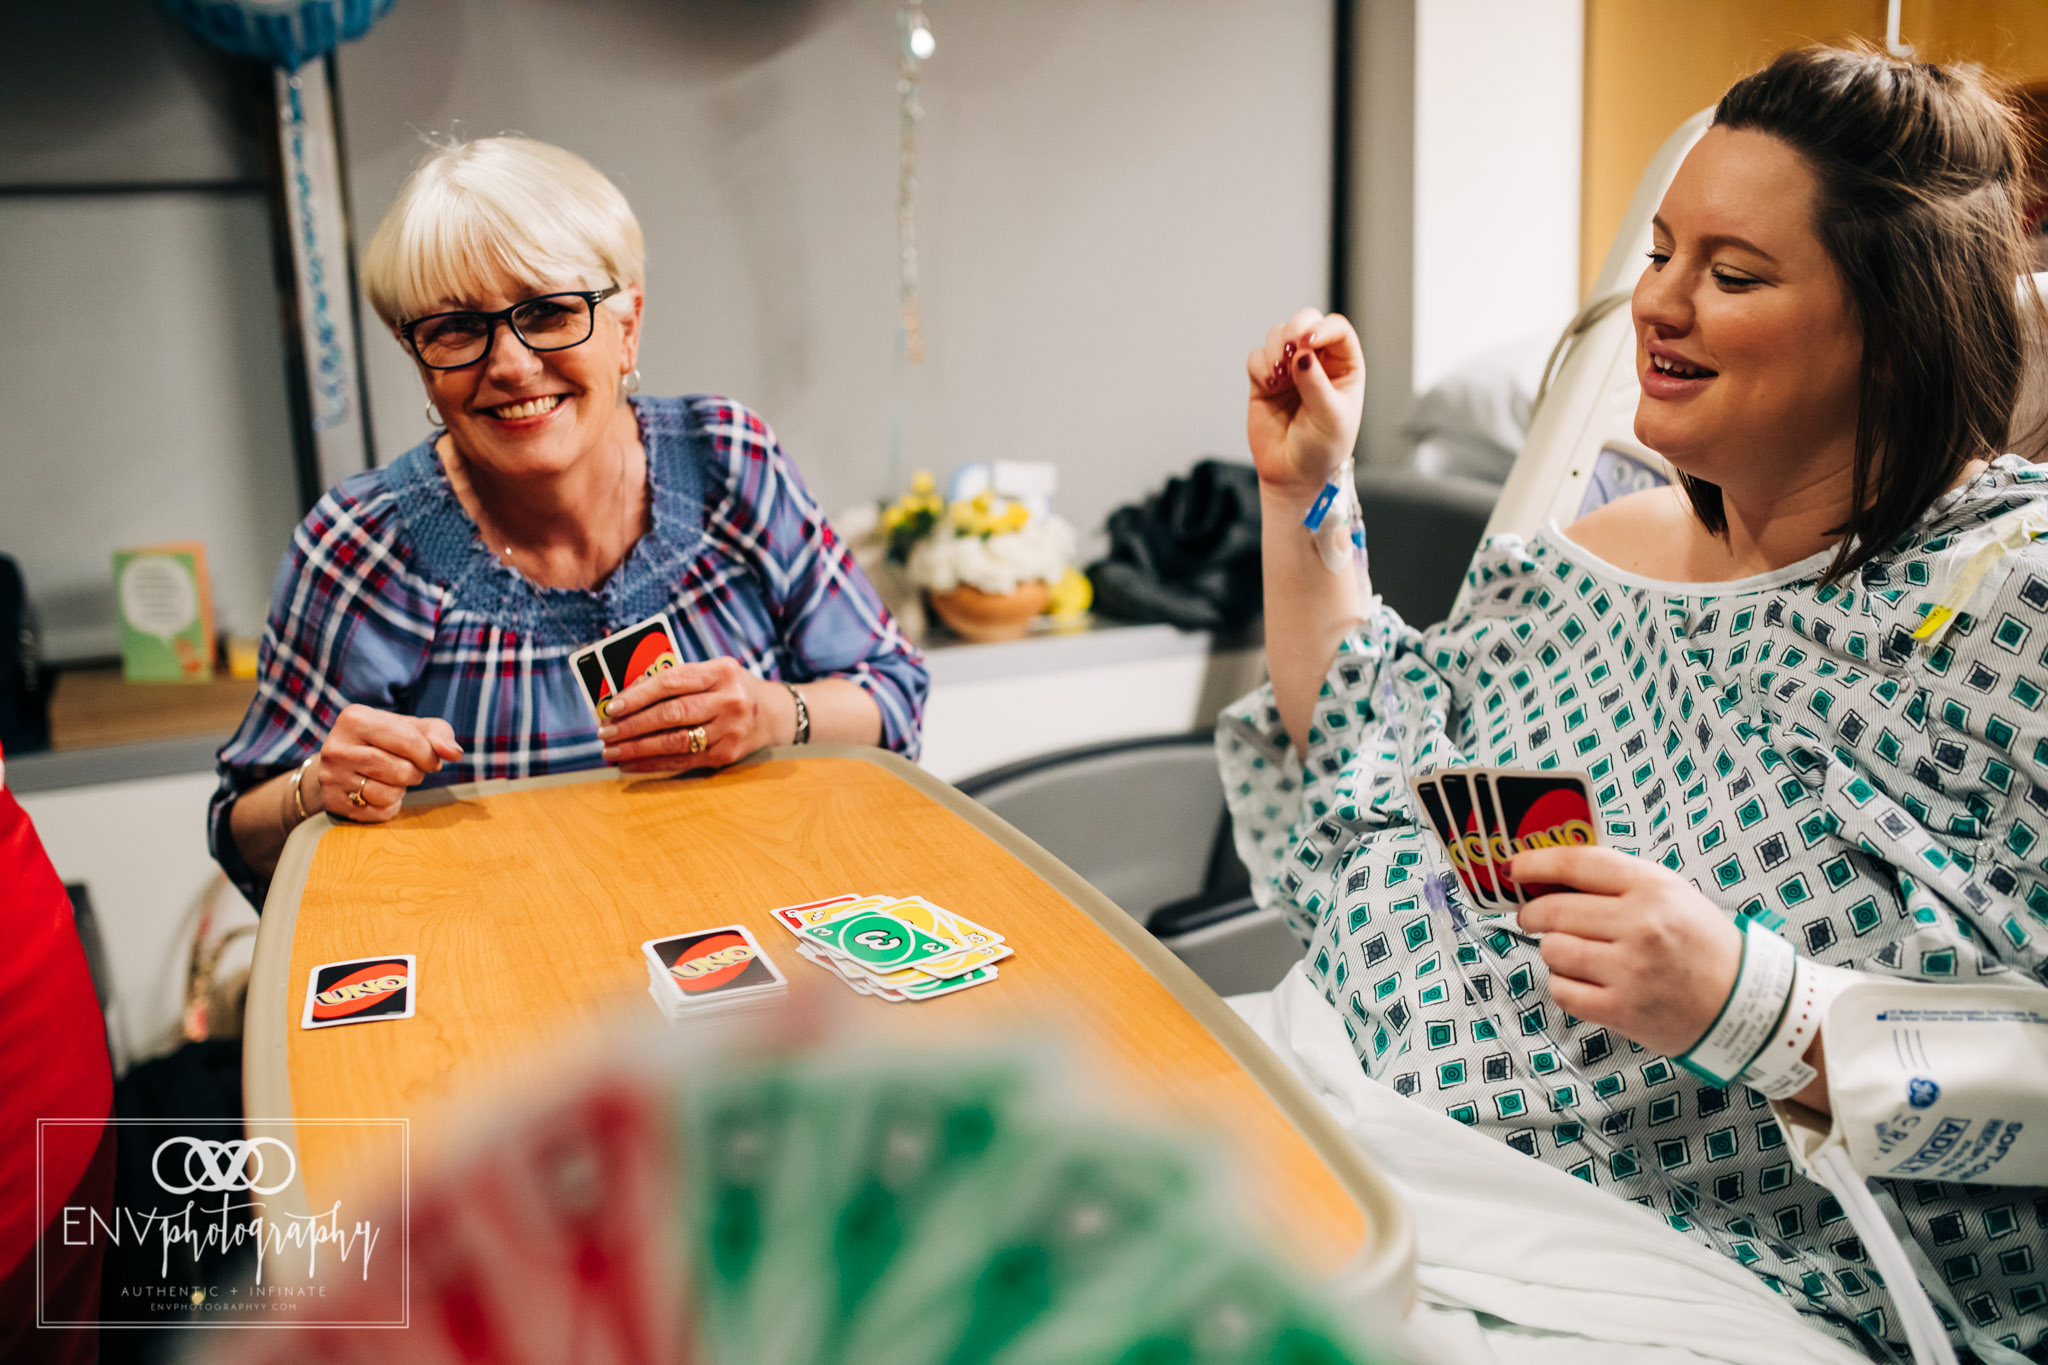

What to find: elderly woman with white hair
left=211, top=136, right=927, bottom=903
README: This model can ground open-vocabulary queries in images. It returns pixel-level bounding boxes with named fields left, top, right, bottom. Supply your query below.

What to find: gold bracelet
left=290, top=756, right=315, bottom=821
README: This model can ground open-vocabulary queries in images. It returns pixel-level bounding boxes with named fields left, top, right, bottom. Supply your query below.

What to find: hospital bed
left=1484, top=110, right=1705, bottom=539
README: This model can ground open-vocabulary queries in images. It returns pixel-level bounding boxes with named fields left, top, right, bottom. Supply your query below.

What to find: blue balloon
left=159, top=0, right=396, bottom=70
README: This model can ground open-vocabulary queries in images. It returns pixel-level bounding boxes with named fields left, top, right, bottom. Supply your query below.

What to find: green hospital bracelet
left=1674, top=918, right=1799, bottom=1088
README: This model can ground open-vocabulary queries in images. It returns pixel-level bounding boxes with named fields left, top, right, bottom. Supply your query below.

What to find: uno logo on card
left=310, top=963, right=410, bottom=1020
left=625, top=636, right=680, bottom=686
left=669, top=932, right=757, bottom=993
left=1457, top=821, right=1499, bottom=894
left=1511, top=790, right=1597, bottom=851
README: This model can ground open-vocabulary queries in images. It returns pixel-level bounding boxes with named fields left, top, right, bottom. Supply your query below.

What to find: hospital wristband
left=1735, top=958, right=1825, bottom=1100
left=1674, top=918, right=1798, bottom=1088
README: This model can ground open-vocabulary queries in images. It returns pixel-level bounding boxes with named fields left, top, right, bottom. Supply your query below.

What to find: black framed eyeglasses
left=399, top=283, right=622, bottom=370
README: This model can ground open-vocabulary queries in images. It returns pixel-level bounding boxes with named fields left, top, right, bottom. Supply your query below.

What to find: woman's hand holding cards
left=1511, top=845, right=1744, bottom=1059
left=599, top=656, right=792, bottom=773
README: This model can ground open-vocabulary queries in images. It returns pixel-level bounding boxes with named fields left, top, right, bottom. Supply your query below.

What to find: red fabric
left=0, top=760, right=114, bottom=1361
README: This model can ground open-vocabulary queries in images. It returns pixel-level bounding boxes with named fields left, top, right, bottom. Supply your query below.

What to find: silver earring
left=622, top=367, right=641, bottom=395
left=425, top=400, right=445, bottom=427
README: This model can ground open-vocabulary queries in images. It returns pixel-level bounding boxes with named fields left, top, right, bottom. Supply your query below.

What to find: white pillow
left=1402, top=334, right=1552, bottom=474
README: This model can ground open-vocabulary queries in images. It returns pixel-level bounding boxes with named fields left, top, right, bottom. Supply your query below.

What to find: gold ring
left=686, top=725, right=709, bottom=755
left=348, top=775, right=370, bottom=808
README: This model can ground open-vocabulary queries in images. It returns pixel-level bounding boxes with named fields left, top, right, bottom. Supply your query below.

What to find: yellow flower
left=1046, top=567, right=1092, bottom=618
left=910, top=471, right=936, bottom=495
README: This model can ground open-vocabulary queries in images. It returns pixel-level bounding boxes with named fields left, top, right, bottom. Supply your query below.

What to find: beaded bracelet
left=782, top=682, right=811, bottom=745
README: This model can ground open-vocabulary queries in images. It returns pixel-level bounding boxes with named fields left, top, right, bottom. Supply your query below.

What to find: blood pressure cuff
left=1777, top=979, right=2048, bottom=1187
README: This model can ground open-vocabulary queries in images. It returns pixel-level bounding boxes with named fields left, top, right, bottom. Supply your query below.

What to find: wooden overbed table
left=244, top=746, right=1414, bottom=1316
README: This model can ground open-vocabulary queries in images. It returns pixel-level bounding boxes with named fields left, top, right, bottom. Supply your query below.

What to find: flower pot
left=927, top=582, right=1051, bottom=643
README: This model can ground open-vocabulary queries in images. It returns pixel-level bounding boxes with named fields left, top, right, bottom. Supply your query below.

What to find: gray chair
left=1354, top=467, right=1501, bottom=627
left=955, top=734, right=1306, bottom=996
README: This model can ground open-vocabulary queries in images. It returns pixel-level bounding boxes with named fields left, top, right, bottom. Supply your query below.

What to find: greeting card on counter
left=113, top=542, right=214, bottom=682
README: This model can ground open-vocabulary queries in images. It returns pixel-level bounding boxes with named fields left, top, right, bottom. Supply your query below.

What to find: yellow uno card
left=857, top=897, right=1013, bottom=986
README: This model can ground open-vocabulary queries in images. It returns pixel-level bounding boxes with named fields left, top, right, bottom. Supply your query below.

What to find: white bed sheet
left=1231, top=966, right=1876, bottom=1365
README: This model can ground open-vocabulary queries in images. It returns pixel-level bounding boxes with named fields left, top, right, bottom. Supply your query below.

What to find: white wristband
left=1737, top=957, right=1825, bottom=1099
left=1676, top=919, right=1798, bottom=1088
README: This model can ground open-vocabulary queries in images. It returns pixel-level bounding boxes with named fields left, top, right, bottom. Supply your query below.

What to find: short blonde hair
left=361, top=135, right=646, bottom=326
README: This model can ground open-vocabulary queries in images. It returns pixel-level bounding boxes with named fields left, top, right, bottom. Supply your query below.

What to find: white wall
left=0, top=0, right=300, bottom=660
left=1351, top=0, right=1583, bottom=464
left=1411, top=0, right=1583, bottom=396
left=337, top=0, right=1333, bottom=543
left=0, top=195, right=302, bottom=657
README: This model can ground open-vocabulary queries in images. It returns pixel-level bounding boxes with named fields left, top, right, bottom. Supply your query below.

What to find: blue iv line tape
left=1302, top=480, right=1340, bottom=532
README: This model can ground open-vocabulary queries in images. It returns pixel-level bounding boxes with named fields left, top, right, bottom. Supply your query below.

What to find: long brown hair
left=1682, top=45, right=2042, bottom=583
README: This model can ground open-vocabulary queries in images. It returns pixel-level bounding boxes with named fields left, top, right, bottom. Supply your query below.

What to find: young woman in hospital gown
left=1227, top=45, right=2048, bottom=1360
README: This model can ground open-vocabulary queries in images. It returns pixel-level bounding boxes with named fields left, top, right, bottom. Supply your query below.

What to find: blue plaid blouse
left=210, top=395, right=927, bottom=905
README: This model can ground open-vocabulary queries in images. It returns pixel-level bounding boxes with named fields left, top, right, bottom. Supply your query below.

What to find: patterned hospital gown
left=1221, top=456, right=2048, bottom=1360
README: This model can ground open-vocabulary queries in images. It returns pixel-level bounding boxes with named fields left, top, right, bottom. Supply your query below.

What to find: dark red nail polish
left=1283, top=341, right=1296, bottom=358
left=1296, top=353, right=1312, bottom=372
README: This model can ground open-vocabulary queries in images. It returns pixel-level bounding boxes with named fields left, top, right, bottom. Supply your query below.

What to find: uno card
left=1473, top=770, right=1523, bottom=907
left=569, top=644, right=614, bottom=723
left=596, top=613, right=682, bottom=697
left=1410, top=773, right=1483, bottom=907
left=642, top=925, right=784, bottom=1003
left=800, top=942, right=912, bottom=1001
left=865, top=897, right=1010, bottom=982
left=802, top=908, right=962, bottom=973
left=894, top=966, right=999, bottom=1002
left=912, top=898, right=1005, bottom=954
left=302, top=955, right=416, bottom=1029
left=1411, top=774, right=1456, bottom=850
left=1438, top=771, right=1506, bottom=912
left=1489, top=770, right=1601, bottom=898
left=797, top=942, right=875, bottom=995
left=909, top=939, right=1012, bottom=981
left=770, top=893, right=888, bottom=935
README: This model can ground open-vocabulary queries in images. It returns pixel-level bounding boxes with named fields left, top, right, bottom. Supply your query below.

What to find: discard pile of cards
left=571, top=611, right=682, bottom=723
left=206, top=1054, right=1393, bottom=1364
left=769, top=893, right=1010, bottom=1002
left=644, top=925, right=787, bottom=1023
left=1409, top=767, right=1601, bottom=912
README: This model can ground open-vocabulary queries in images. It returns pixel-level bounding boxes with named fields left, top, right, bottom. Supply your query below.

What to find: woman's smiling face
left=415, top=275, right=642, bottom=481
left=1631, top=126, right=1864, bottom=492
